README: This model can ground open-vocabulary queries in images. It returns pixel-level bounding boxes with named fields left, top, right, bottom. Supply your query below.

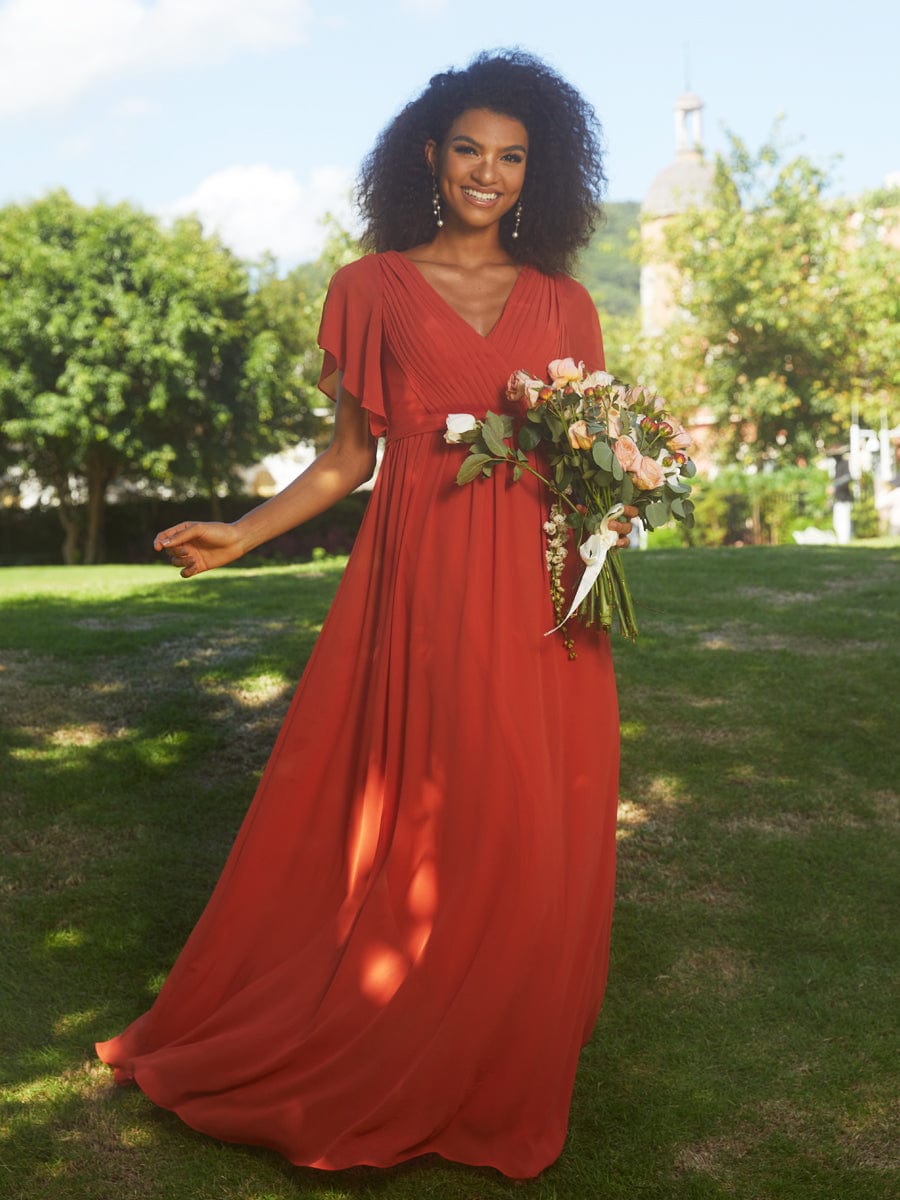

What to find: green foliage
left=851, top=472, right=881, bottom=539
left=0, top=193, right=317, bottom=563
left=250, top=220, right=361, bottom=453
left=575, top=201, right=641, bottom=318
left=641, top=132, right=899, bottom=467
left=674, top=464, right=832, bottom=546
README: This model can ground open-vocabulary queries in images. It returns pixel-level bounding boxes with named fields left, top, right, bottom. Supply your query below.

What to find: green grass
left=1, top=546, right=897, bottom=1200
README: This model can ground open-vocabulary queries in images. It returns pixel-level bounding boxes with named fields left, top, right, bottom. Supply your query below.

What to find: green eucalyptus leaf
left=645, top=500, right=669, bottom=528
left=666, top=478, right=691, bottom=495
left=592, top=441, right=614, bottom=471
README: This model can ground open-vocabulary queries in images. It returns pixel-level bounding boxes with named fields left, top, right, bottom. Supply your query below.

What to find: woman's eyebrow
left=450, top=134, right=528, bottom=153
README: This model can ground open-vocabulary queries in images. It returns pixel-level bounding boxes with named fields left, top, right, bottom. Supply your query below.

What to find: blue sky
left=1, top=0, right=896, bottom=268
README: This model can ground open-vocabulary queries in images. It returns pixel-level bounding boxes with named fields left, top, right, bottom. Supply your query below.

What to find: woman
left=97, top=50, right=634, bottom=1179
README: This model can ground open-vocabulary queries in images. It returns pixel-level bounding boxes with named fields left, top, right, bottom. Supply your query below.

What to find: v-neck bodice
left=317, top=251, right=606, bottom=442
left=389, top=250, right=530, bottom=341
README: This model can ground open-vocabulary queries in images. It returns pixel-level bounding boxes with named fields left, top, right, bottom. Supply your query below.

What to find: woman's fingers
left=608, top=506, right=637, bottom=549
left=153, top=521, right=198, bottom=551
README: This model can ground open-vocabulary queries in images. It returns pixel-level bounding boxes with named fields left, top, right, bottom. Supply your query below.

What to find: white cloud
left=163, top=163, right=356, bottom=266
left=114, top=95, right=162, bottom=118
left=0, top=0, right=314, bottom=120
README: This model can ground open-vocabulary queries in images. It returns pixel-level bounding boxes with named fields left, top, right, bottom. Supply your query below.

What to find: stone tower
left=640, top=92, right=715, bottom=336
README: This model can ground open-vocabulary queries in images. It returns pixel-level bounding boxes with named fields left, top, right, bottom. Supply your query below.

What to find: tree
left=0, top=193, right=314, bottom=562
left=641, top=134, right=899, bottom=467
left=250, top=219, right=360, bottom=453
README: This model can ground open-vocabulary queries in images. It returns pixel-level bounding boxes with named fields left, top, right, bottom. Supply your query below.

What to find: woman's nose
left=471, top=157, right=499, bottom=185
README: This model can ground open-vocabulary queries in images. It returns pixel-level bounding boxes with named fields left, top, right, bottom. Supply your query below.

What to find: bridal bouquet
left=444, top=357, right=697, bottom=647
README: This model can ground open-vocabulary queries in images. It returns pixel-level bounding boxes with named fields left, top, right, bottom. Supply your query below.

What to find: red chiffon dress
left=96, top=251, right=620, bottom=1180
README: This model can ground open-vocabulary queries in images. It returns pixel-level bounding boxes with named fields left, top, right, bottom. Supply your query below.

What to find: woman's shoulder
left=328, top=253, right=384, bottom=290
left=543, top=269, right=595, bottom=308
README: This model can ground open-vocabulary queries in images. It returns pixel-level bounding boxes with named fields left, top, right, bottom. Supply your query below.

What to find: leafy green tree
left=576, top=201, right=641, bottom=318
left=0, top=192, right=314, bottom=562
left=641, top=135, right=899, bottom=467
left=250, top=219, right=360, bottom=453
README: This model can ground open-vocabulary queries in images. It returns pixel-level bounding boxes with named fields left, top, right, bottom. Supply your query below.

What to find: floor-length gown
left=96, top=251, right=620, bottom=1180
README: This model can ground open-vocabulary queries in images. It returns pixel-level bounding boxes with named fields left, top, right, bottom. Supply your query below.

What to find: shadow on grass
left=1, top=547, right=898, bottom=1199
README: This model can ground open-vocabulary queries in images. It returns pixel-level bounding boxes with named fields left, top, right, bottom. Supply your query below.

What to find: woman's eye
left=503, top=154, right=523, bottom=164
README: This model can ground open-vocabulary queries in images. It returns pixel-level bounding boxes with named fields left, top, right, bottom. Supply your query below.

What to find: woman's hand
left=153, top=521, right=245, bottom=578
left=609, top=504, right=639, bottom=549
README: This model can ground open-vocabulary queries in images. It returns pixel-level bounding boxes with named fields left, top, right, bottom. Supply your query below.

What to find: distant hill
left=575, top=200, right=641, bottom=318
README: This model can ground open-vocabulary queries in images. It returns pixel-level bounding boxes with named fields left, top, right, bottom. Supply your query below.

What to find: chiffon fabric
left=96, top=251, right=620, bottom=1179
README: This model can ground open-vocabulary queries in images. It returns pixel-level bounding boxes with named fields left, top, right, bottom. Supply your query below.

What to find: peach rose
left=547, top=357, right=585, bottom=387
left=606, top=410, right=623, bottom=438
left=666, top=421, right=694, bottom=452
left=567, top=420, right=595, bottom=451
left=631, top=455, right=665, bottom=491
left=613, top=434, right=642, bottom=473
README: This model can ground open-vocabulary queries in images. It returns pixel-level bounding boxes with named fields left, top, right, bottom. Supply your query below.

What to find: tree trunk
left=51, top=471, right=82, bottom=564
left=56, top=503, right=82, bottom=565
left=84, top=451, right=112, bottom=565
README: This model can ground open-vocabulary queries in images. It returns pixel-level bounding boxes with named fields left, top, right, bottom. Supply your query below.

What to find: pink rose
left=613, top=434, right=642, bottom=473
left=506, top=369, right=544, bottom=408
left=567, top=420, right=595, bottom=451
left=631, top=455, right=665, bottom=491
left=547, top=357, right=585, bottom=387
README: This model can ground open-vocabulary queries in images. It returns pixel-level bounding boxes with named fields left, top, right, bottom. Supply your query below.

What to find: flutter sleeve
left=317, top=256, right=387, bottom=438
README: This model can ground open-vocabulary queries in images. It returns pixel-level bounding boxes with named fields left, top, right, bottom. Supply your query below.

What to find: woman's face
left=426, top=108, right=528, bottom=234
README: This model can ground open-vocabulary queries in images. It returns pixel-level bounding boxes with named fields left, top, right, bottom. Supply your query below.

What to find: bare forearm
left=232, top=444, right=374, bottom=555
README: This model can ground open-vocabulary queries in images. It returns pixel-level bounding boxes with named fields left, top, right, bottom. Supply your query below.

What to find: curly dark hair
left=357, top=49, right=606, bottom=275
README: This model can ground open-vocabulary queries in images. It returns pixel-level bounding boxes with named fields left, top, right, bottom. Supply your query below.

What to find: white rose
left=583, top=370, right=615, bottom=388
left=444, top=413, right=479, bottom=444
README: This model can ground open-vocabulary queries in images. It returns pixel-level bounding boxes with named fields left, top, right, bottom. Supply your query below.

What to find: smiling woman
left=95, top=49, right=633, bottom=1182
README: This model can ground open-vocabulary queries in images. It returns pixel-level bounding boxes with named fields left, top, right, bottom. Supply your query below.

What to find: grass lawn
left=0, top=545, right=897, bottom=1200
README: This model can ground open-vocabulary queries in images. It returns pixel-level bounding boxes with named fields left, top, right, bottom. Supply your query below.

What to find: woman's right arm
left=154, top=377, right=376, bottom=578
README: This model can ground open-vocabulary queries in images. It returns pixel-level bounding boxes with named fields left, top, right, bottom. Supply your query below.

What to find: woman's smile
left=461, top=186, right=502, bottom=206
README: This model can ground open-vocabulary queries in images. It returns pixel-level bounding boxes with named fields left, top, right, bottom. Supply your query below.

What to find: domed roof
left=643, top=150, right=715, bottom=217
left=674, top=91, right=703, bottom=111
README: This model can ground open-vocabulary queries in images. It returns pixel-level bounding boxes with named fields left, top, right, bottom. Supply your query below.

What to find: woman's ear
left=424, top=139, right=437, bottom=173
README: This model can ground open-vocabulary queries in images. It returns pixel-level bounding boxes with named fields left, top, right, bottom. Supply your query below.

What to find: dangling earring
left=431, top=175, right=444, bottom=229
left=511, top=200, right=523, bottom=240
